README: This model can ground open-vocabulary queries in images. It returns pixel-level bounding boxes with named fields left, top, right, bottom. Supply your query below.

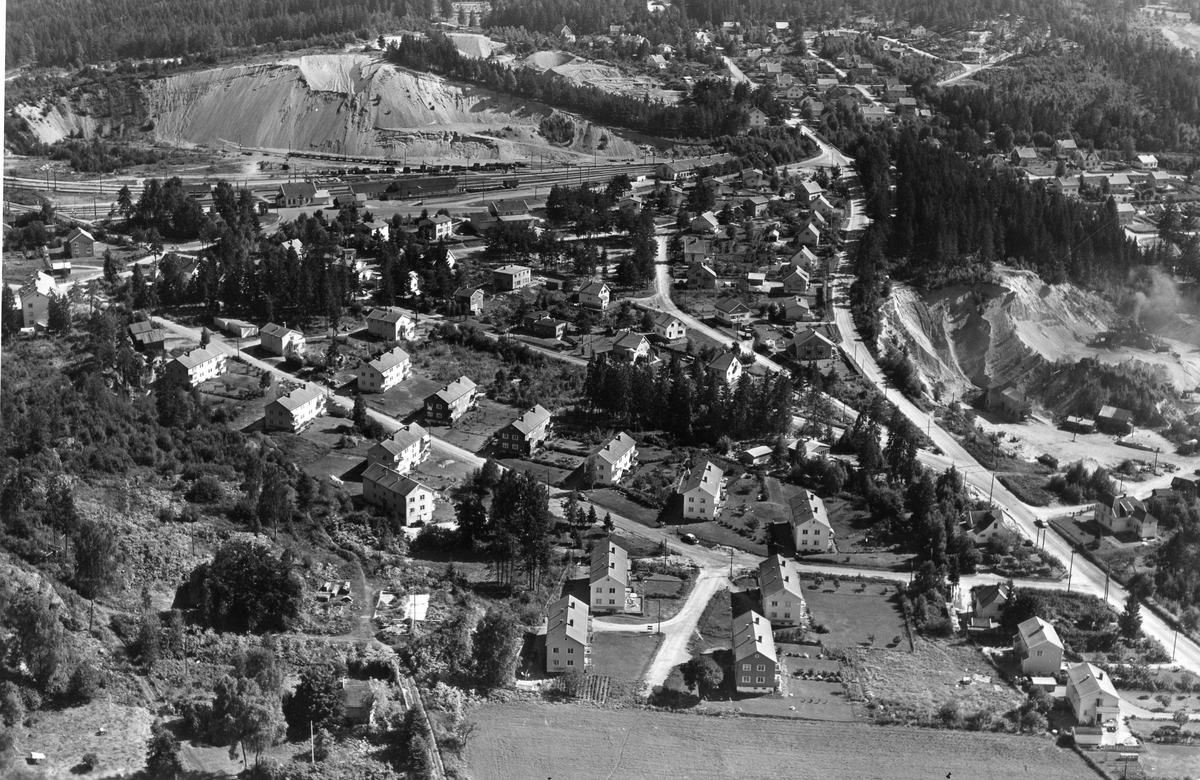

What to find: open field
left=7, top=701, right=153, bottom=778
left=466, top=701, right=1097, bottom=780
left=589, top=631, right=662, bottom=682
left=803, top=583, right=908, bottom=649
left=847, top=638, right=1024, bottom=723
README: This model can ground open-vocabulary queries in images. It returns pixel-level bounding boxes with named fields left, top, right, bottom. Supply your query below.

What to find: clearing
left=6, top=701, right=153, bottom=778
left=803, top=581, right=909, bottom=649
left=466, top=701, right=1096, bottom=780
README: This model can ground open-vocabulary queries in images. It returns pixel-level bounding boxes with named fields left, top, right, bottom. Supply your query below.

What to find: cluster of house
left=731, top=554, right=808, bottom=693
left=967, top=604, right=1123, bottom=737
left=543, top=539, right=631, bottom=673
left=684, top=174, right=831, bottom=251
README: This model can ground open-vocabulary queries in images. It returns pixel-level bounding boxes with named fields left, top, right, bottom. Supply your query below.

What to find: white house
left=260, top=323, right=306, bottom=358
left=591, top=432, right=638, bottom=485
left=590, top=541, right=630, bottom=613
left=789, top=490, right=833, bottom=552
left=17, top=272, right=57, bottom=328
left=1095, top=492, right=1158, bottom=539
left=758, top=555, right=806, bottom=627
left=713, top=297, right=752, bottom=327
left=971, top=583, right=1008, bottom=622
left=578, top=281, right=612, bottom=311
left=747, top=108, right=770, bottom=128
left=691, top=211, right=720, bottom=234
left=165, top=347, right=228, bottom=388
left=1012, top=616, right=1064, bottom=676
left=367, top=423, right=431, bottom=474
left=365, top=307, right=416, bottom=341
left=649, top=311, right=687, bottom=341
left=362, top=464, right=435, bottom=524
left=265, top=386, right=327, bottom=432
left=1132, top=154, right=1158, bottom=170
left=679, top=460, right=725, bottom=520
left=707, top=352, right=744, bottom=385
left=960, top=509, right=1009, bottom=546
left=545, top=595, right=590, bottom=673
left=1066, top=662, right=1121, bottom=726
left=358, top=346, right=411, bottom=393
left=796, top=223, right=821, bottom=246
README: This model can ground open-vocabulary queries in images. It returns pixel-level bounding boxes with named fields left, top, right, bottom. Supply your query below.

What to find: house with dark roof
left=424, top=376, right=478, bottom=424
left=985, top=381, right=1032, bottom=421
left=128, top=319, right=167, bottom=351
left=522, top=311, right=567, bottom=340
left=367, top=423, right=430, bottom=475
left=496, top=405, right=553, bottom=454
left=971, top=583, right=1008, bottom=622
left=578, top=281, right=612, bottom=311
left=64, top=227, right=95, bottom=259
left=707, top=352, right=743, bottom=385
left=362, top=464, right=435, bottom=524
left=454, top=286, right=483, bottom=315
left=788, top=327, right=837, bottom=361
left=341, top=680, right=375, bottom=725
left=1096, top=405, right=1134, bottom=434
left=1095, top=492, right=1158, bottom=539
left=713, top=297, right=751, bottom=327
left=648, top=312, right=686, bottom=341
left=961, top=509, right=1008, bottom=546
left=365, top=307, right=416, bottom=341
left=275, top=182, right=318, bottom=208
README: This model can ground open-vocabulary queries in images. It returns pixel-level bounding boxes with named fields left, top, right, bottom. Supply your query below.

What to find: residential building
left=961, top=509, right=1008, bottom=546
left=732, top=611, right=778, bottom=693
left=554, top=23, right=575, bottom=43
left=653, top=154, right=737, bottom=181
left=1053, top=138, right=1079, bottom=158
left=1066, top=662, right=1121, bottom=726
left=1116, top=203, right=1136, bottom=225
left=648, top=312, right=686, bottom=341
left=1012, top=617, right=1064, bottom=676
left=165, top=347, right=228, bottom=388
left=612, top=330, right=651, bottom=361
left=590, top=541, right=629, bottom=613
left=782, top=268, right=810, bottom=294
left=742, top=168, right=767, bottom=188
left=691, top=211, right=720, bottom=233
left=357, top=346, right=411, bottom=393
left=1011, top=147, right=1038, bottom=166
left=713, top=297, right=752, bottom=327
left=1095, top=492, right=1158, bottom=539
left=341, top=680, right=375, bottom=726
left=365, top=307, right=416, bottom=341
left=707, top=352, right=744, bottom=385
left=128, top=319, right=167, bottom=351
left=496, top=404, right=553, bottom=454
left=1052, top=176, right=1081, bottom=198
left=64, top=227, right=95, bottom=259
left=796, top=223, right=821, bottom=246
left=790, top=490, right=833, bottom=552
left=798, top=180, right=824, bottom=203
left=740, top=445, right=773, bottom=466
left=17, top=272, right=56, bottom=328
left=743, top=196, right=770, bottom=218
left=591, top=432, right=638, bottom=485
left=1096, top=405, right=1134, bottom=434
left=523, top=312, right=567, bottom=339
left=424, top=376, right=479, bottom=424
left=545, top=595, right=590, bottom=673
left=788, top=327, right=837, bottom=361
left=454, top=286, right=484, bottom=315
left=790, top=247, right=819, bottom=268
left=782, top=297, right=811, bottom=322
left=758, top=555, right=806, bottom=627
left=1064, top=416, right=1096, bottom=434
left=265, top=387, right=327, bottom=432
left=741, top=272, right=768, bottom=293
left=418, top=214, right=454, bottom=240
left=679, top=460, right=725, bottom=520
left=1171, top=474, right=1200, bottom=498
left=747, top=108, right=770, bottom=128
left=367, top=423, right=431, bottom=474
left=1132, top=154, right=1158, bottom=170
left=260, top=323, right=306, bottom=357
left=861, top=105, right=892, bottom=124
left=985, top=381, right=1032, bottom=421
left=687, top=261, right=719, bottom=289
left=493, top=265, right=532, bottom=291
left=362, top=464, right=435, bottom=524
left=578, top=281, right=612, bottom=310
left=971, top=584, right=1008, bottom=622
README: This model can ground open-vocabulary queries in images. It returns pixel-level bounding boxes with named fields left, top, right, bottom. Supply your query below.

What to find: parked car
left=681, top=533, right=698, bottom=545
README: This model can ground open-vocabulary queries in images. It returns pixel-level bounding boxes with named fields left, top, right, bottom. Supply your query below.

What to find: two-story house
left=454, top=286, right=484, bottom=315
left=424, top=376, right=479, bottom=424
left=612, top=330, right=651, bottom=361
left=1066, top=662, right=1121, bottom=726
left=732, top=610, right=778, bottom=693
left=367, top=423, right=430, bottom=475
left=365, top=307, right=416, bottom=341
left=971, top=583, right=1008, bottom=623
left=591, top=432, right=638, bottom=485
left=496, top=404, right=553, bottom=454
left=590, top=541, right=629, bottom=614
left=788, top=327, right=837, bottom=361
left=165, top=347, right=228, bottom=389
left=790, top=490, right=834, bottom=553
left=265, top=387, right=327, bottom=432
left=493, top=265, right=532, bottom=291
left=781, top=267, right=810, bottom=295
left=1095, top=492, right=1158, bottom=539
left=707, top=352, right=744, bottom=385
left=418, top=214, right=453, bottom=241
left=679, top=460, right=725, bottom=520
left=960, top=509, right=1009, bottom=546
left=687, top=262, right=719, bottom=289
left=544, top=595, right=590, bottom=673
left=260, top=323, right=306, bottom=358
left=362, top=464, right=435, bottom=524
left=358, top=346, right=411, bottom=393
left=577, top=281, right=612, bottom=311
left=648, top=312, right=687, bottom=341
left=1013, top=617, right=1064, bottom=676
left=758, top=555, right=806, bottom=627
left=128, top=320, right=167, bottom=351
left=64, top=227, right=95, bottom=259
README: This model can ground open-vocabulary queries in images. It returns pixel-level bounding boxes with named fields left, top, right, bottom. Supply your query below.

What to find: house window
left=1036, top=650, right=1043, bottom=657
left=784, top=613, right=791, bottom=619
left=554, top=659, right=561, bottom=666
left=770, top=601, right=778, bottom=607
left=567, top=648, right=574, bottom=654
left=609, top=600, right=615, bottom=605
left=552, top=647, right=559, bottom=653
left=742, top=664, right=750, bottom=671
left=757, top=665, right=765, bottom=672
left=567, top=660, right=574, bottom=666
left=756, top=677, right=765, bottom=684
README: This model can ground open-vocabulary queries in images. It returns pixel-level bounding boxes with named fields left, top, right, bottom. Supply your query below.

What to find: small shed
left=739, top=445, right=774, bottom=465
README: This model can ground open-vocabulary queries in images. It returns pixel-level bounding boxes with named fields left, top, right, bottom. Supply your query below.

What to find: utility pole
left=310, top=721, right=315, bottom=764
left=729, top=548, right=734, bottom=579
left=1067, top=548, right=1076, bottom=593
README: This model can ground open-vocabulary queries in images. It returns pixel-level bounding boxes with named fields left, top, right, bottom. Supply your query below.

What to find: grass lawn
left=466, top=701, right=1097, bottom=780
left=587, top=487, right=662, bottom=527
left=999, top=474, right=1057, bottom=507
left=1129, top=742, right=1200, bottom=780
left=424, top=397, right=519, bottom=454
left=588, top=631, right=663, bottom=682
left=7, top=701, right=153, bottom=778
left=694, top=588, right=732, bottom=652
left=847, top=637, right=1025, bottom=725
left=362, top=373, right=444, bottom=422
left=803, top=583, right=908, bottom=650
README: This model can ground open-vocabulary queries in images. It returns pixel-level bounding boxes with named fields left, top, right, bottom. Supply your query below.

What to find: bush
left=80, top=752, right=99, bottom=772
left=186, top=475, right=223, bottom=504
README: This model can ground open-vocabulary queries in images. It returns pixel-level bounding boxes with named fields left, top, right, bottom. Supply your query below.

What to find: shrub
left=186, top=475, right=223, bottom=504
left=80, top=752, right=99, bottom=772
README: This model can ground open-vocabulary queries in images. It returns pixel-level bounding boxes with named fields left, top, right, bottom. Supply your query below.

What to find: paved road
left=815, top=140, right=1200, bottom=675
